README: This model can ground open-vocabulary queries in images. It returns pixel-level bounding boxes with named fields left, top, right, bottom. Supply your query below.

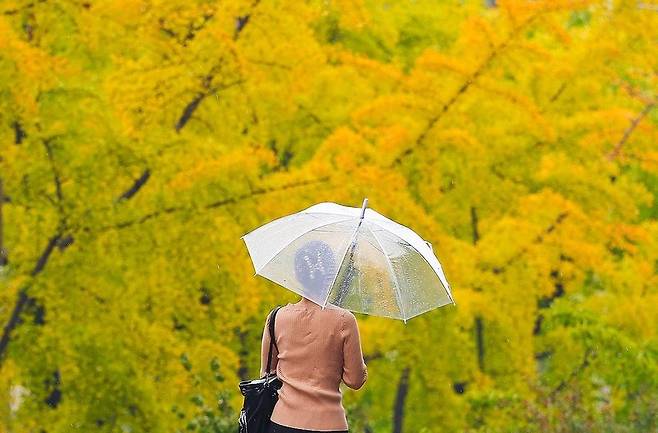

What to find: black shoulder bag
left=238, top=306, right=283, bottom=433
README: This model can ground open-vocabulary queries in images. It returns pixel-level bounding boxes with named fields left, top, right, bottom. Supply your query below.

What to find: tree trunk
left=470, top=206, right=479, bottom=245
left=475, top=316, right=485, bottom=372
left=392, top=367, right=410, bottom=433
left=0, top=178, right=7, bottom=266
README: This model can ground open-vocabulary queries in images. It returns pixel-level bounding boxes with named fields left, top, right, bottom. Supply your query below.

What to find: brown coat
left=260, top=297, right=368, bottom=431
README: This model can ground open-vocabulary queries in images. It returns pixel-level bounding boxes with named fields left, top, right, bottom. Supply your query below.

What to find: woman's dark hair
left=294, top=240, right=337, bottom=294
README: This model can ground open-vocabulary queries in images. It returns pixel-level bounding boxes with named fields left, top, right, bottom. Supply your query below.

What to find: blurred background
left=1, top=0, right=657, bottom=432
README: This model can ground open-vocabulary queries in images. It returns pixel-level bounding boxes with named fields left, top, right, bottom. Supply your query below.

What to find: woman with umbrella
left=242, top=199, right=454, bottom=433
left=259, top=239, right=368, bottom=433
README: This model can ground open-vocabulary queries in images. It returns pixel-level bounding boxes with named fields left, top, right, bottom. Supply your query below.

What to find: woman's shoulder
left=279, top=301, right=353, bottom=321
left=318, top=302, right=353, bottom=316
left=323, top=305, right=358, bottom=331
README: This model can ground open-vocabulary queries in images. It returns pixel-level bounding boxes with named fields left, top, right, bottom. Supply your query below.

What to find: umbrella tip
left=360, top=198, right=368, bottom=219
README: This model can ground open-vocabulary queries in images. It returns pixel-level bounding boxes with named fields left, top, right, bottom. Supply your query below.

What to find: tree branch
left=0, top=174, right=329, bottom=367
left=43, top=138, right=68, bottom=230
left=174, top=0, right=259, bottom=132
left=175, top=93, right=207, bottom=132
left=0, top=232, right=64, bottom=364
left=488, top=211, right=569, bottom=274
left=606, top=101, right=655, bottom=161
left=117, top=169, right=151, bottom=201
left=549, top=348, right=593, bottom=397
left=0, top=289, right=30, bottom=362
left=31, top=234, right=62, bottom=277
left=0, top=135, right=89, bottom=365
left=159, top=11, right=215, bottom=47
left=175, top=79, right=245, bottom=133
left=91, top=176, right=331, bottom=232
left=234, top=0, right=261, bottom=40
left=391, top=15, right=538, bottom=166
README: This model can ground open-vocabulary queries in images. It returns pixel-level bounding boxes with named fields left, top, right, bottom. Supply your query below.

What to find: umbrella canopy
left=241, top=199, right=454, bottom=322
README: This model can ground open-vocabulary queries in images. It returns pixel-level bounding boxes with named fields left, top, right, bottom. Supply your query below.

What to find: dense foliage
left=1, top=0, right=657, bottom=432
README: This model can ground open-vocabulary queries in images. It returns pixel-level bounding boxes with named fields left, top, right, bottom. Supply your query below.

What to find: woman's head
left=294, top=240, right=337, bottom=296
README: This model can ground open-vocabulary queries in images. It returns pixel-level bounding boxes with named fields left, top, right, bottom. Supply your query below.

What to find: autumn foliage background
left=1, top=0, right=657, bottom=432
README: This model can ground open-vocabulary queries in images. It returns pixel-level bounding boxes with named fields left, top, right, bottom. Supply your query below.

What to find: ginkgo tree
left=1, top=0, right=656, bottom=432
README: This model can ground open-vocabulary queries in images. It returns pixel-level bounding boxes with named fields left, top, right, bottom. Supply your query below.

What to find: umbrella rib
left=321, top=219, right=361, bottom=308
left=367, top=224, right=407, bottom=322
left=253, top=216, right=355, bottom=274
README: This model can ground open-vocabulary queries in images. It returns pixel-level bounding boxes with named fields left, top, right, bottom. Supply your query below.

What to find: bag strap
left=266, top=305, right=282, bottom=374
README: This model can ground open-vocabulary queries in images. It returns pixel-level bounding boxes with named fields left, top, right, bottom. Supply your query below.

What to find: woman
left=260, top=295, right=368, bottom=433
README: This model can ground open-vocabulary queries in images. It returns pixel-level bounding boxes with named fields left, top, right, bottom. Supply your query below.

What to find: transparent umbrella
left=241, top=198, right=454, bottom=322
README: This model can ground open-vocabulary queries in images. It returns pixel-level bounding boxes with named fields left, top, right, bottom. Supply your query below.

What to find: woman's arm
left=341, top=311, right=368, bottom=389
left=260, top=312, right=279, bottom=377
